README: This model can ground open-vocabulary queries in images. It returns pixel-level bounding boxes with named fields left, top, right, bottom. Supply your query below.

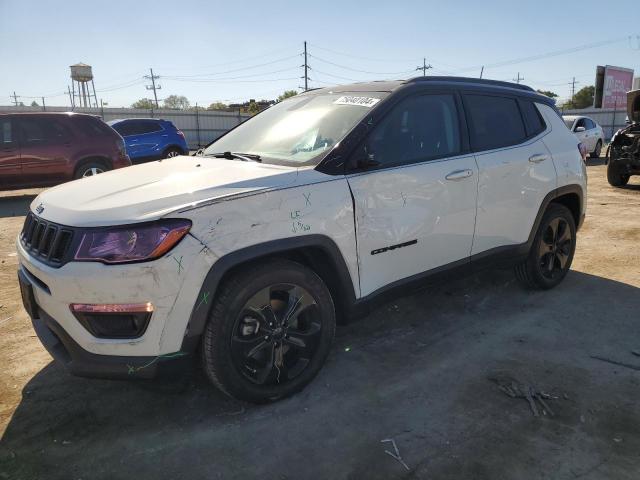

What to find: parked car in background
left=606, top=89, right=640, bottom=187
left=0, top=112, right=130, bottom=190
left=563, top=115, right=604, bottom=158
left=107, top=118, right=188, bottom=163
left=18, top=77, right=586, bottom=403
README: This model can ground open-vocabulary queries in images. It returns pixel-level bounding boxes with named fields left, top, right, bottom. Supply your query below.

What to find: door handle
left=445, top=169, right=473, bottom=181
left=528, top=154, right=548, bottom=163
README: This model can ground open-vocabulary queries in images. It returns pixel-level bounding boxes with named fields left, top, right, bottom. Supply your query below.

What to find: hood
left=32, top=156, right=299, bottom=226
left=628, top=89, right=640, bottom=123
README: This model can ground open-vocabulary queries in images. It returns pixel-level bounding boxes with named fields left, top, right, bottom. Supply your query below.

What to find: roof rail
left=407, top=76, right=535, bottom=92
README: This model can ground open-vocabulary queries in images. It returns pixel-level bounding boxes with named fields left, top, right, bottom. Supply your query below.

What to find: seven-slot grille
left=20, top=212, right=74, bottom=266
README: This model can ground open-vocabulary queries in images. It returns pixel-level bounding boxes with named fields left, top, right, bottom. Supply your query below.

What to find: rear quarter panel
left=538, top=103, right=587, bottom=212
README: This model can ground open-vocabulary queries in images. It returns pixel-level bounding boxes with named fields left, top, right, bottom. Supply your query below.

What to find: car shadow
left=0, top=194, right=37, bottom=218
left=2, top=269, right=640, bottom=479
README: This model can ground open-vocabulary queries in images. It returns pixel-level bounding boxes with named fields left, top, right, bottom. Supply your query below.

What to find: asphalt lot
left=1, top=159, right=640, bottom=480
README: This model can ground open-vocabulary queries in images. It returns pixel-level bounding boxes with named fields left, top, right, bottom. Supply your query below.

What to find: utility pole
left=480, top=66, right=484, bottom=79
left=571, top=77, right=579, bottom=105
left=303, top=41, right=309, bottom=91
left=41, top=97, right=46, bottom=111
left=513, top=72, right=524, bottom=84
left=10, top=91, right=19, bottom=106
left=145, top=68, right=161, bottom=108
left=416, top=58, right=432, bottom=76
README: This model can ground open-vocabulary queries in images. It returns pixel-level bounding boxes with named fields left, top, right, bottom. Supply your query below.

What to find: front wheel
left=607, top=161, right=630, bottom=187
left=515, top=204, right=577, bottom=290
left=201, top=259, right=336, bottom=403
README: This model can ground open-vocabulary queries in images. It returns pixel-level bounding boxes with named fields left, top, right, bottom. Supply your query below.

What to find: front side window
left=203, top=92, right=388, bottom=166
left=465, top=94, right=526, bottom=151
left=363, top=94, right=461, bottom=167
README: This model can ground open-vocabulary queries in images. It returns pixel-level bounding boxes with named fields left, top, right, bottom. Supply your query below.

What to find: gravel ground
left=1, top=159, right=639, bottom=480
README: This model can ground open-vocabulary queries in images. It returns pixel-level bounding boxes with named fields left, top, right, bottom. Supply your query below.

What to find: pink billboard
left=603, top=66, right=634, bottom=109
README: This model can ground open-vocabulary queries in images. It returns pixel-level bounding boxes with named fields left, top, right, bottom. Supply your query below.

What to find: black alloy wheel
left=230, top=284, right=321, bottom=386
left=201, top=259, right=335, bottom=403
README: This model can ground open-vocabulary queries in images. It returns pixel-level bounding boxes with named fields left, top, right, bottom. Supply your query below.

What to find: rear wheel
left=515, top=204, right=576, bottom=290
left=164, top=147, right=182, bottom=158
left=590, top=140, right=602, bottom=158
left=607, top=161, right=630, bottom=187
left=201, top=259, right=336, bottom=403
left=74, top=161, right=109, bottom=179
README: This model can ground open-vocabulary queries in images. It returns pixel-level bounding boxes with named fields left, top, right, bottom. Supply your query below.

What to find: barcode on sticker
left=333, top=96, right=381, bottom=108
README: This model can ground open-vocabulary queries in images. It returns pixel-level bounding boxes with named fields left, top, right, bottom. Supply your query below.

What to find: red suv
left=0, top=112, right=131, bottom=190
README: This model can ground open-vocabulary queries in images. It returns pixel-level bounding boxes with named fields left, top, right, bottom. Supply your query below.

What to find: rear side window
left=464, top=94, right=526, bottom=151
left=365, top=94, right=461, bottom=166
left=584, top=118, right=595, bottom=130
left=138, top=121, right=163, bottom=134
left=520, top=100, right=546, bottom=137
left=73, top=116, right=115, bottom=137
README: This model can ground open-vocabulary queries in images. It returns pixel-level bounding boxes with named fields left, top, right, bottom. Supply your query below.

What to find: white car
left=18, top=78, right=587, bottom=403
left=563, top=115, right=605, bottom=158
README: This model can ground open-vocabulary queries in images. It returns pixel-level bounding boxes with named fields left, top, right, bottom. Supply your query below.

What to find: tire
left=515, top=204, right=576, bottom=290
left=590, top=140, right=602, bottom=159
left=164, top=147, right=183, bottom=158
left=607, top=161, right=630, bottom=187
left=74, top=161, right=109, bottom=179
left=201, top=258, right=336, bottom=403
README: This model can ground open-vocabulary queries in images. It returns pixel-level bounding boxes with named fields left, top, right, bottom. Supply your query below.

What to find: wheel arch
left=163, top=144, right=187, bottom=155
left=181, top=234, right=357, bottom=352
left=527, top=185, right=585, bottom=248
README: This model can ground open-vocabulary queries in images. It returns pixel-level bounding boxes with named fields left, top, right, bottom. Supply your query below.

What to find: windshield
left=563, top=118, right=575, bottom=129
left=203, top=92, right=387, bottom=166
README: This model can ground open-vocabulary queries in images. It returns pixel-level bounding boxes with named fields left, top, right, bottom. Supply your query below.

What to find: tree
left=277, top=90, right=298, bottom=102
left=536, top=90, right=558, bottom=99
left=207, top=102, right=228, bottom=110
left=163, top=95, right=190, bottom=110
left=247, top=101, right=260, bottom=115
left=30, top=100, right=39, bottom=107
left=131, top=98, right=156, bottom=109
left=562, top=86, right=595, bottom=109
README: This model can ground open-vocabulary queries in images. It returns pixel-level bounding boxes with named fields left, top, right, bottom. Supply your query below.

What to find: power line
left=161, top=55, right=301, bottom=79
left=164, top=67, right=299, bottom=82
left=453, top=36, right=632, bottom=73
left=309, top=54, right=415, bottom=76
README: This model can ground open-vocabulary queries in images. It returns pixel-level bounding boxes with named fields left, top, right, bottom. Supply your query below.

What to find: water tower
left=70, top=63, right=98, bottom=108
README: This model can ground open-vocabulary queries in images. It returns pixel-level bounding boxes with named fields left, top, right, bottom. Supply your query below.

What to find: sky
left=0, top=0, right=639, bottom=108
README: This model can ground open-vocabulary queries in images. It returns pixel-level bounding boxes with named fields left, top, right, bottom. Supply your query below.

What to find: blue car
left=107, top=118, right=188, bottom=163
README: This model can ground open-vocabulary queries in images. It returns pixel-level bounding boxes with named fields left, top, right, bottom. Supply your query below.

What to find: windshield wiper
left=206, top=151, right=261, bottom=162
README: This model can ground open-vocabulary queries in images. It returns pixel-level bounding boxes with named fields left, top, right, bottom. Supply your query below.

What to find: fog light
left=70, top=303, right=153, bottom=339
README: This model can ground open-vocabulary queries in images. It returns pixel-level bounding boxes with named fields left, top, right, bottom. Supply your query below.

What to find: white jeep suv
left=17, top=77, right=586, bottom=403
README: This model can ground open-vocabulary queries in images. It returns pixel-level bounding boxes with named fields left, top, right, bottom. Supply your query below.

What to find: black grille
left=21, top=213, right=74, bottom=267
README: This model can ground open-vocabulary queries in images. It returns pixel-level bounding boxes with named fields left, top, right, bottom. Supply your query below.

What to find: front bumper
left=19, top=269, right=191, bottom=379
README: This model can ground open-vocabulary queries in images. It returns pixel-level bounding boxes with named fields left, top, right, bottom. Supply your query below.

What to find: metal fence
left=0, top=105, right=252, bottom=149
left=559, top=106, right=628, bottom=139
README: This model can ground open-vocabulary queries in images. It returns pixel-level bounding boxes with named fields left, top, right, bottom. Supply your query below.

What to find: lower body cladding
left=16, top=233, right=214, bottom=379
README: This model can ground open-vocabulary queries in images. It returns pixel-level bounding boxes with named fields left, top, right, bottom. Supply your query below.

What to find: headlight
left=74, top=219, right=191, bottom=264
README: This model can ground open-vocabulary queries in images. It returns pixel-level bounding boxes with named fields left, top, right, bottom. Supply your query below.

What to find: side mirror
left=574, top=126, right=586, bottom=133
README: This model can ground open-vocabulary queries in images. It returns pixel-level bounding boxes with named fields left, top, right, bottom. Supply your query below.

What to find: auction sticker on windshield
left=333, top=96, right=381, bottom=107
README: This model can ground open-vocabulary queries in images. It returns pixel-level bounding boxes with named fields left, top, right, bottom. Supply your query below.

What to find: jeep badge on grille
left=35, top=203, right=44, bottom=214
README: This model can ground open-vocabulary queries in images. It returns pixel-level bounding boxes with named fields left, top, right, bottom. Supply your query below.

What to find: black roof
left=304, top=76, right=549, bottom=103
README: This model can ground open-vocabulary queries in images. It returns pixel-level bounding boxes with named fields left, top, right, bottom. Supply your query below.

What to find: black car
left=607, top=89, right=640, bottom=187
